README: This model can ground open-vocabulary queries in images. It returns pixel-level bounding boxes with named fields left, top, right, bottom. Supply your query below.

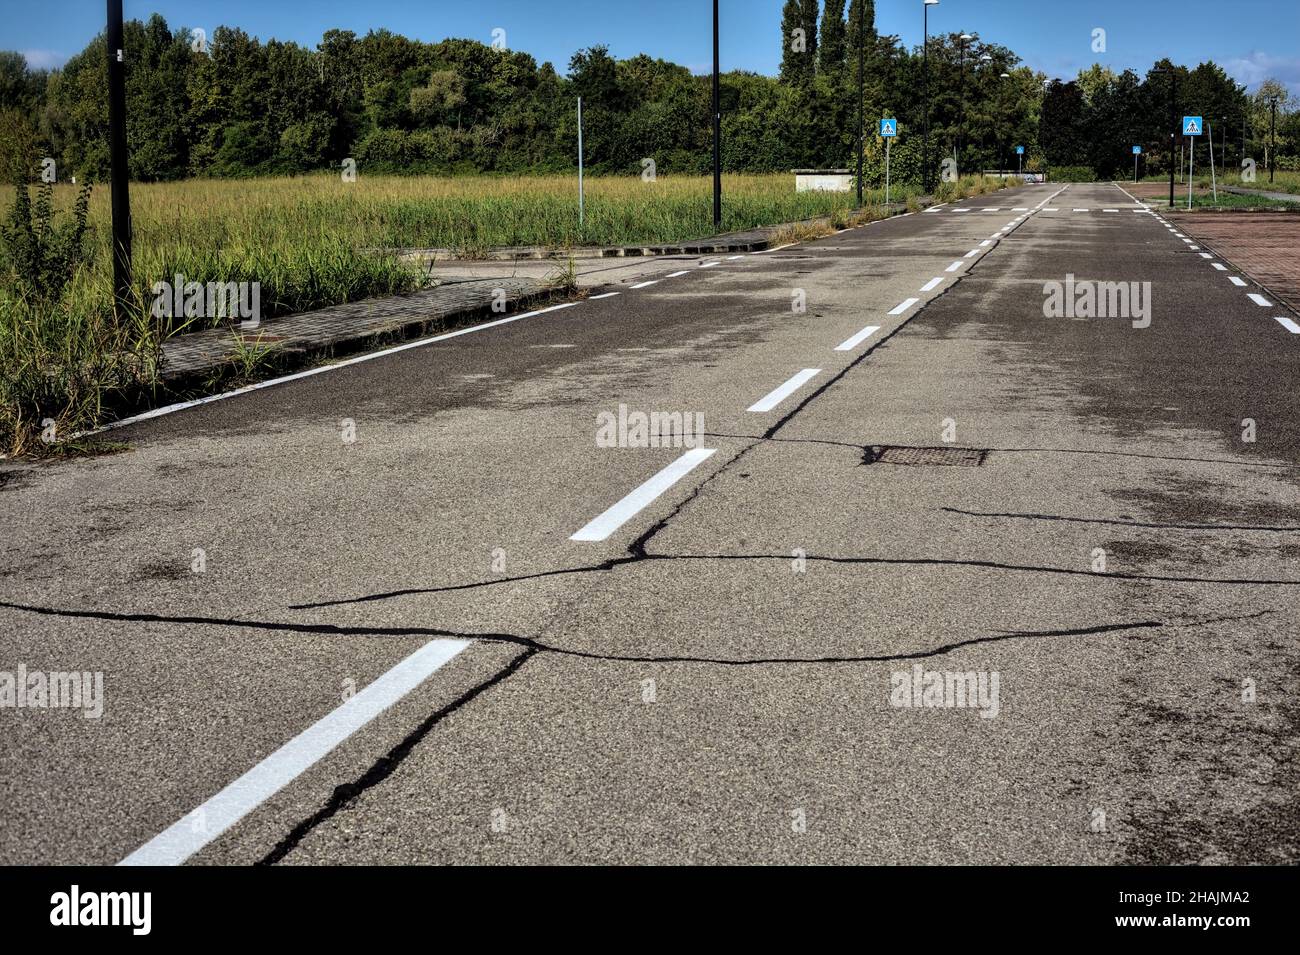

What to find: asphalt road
left=3, top=182, right=1298, bottom=865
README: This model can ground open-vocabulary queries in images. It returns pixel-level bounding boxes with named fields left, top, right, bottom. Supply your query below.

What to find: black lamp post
left=107, top=0, right=132, bottom=321
left=712, top=0, right=721, bottom=229
left=922, top=0, right=939, bottom=191
left=957, top=33, right=972, bottom=169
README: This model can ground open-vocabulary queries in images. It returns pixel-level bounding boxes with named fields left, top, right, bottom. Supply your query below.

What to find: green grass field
left=1, top=171, right=1009, bottom=454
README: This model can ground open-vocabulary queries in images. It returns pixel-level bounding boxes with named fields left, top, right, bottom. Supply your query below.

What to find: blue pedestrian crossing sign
left=880, top=118, right=898, bottom=138
left=1133, top=145, right=1142, bottom=154
left=1015, top=145, right=1025, bottom=155
left=1183, top=116, right=1203, bottom=136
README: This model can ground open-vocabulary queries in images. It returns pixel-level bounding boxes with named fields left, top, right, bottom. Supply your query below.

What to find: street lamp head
left=924, top=0, right=939, bottom=6
left=960, top=33, right=973, bottom=41
left=1000, top=72, right=1011, bottom=79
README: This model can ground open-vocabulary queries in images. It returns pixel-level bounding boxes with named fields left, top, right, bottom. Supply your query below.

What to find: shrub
left=1048, top=166, right=1096, bottom=182
left=0, top=176, right=93, bottom=305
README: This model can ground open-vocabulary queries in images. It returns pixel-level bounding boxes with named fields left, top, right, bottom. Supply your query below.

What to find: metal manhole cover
left=867, top=446, right=987, bottom=467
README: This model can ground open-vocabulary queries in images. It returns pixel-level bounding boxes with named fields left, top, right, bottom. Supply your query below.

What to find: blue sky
left=8, top=0, right=1299, bottom=93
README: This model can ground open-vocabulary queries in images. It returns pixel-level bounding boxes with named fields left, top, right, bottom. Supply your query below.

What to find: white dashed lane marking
left=946, top=261, right=964, bottom=273
left=921, top=277, right=945, bottom=292
left=747, top=368, right=822, bottom=413
left=570, top=449, right=718, bottom=543
left=1275, top=316, right=1300, bottom=334
left=1248, top=293, right=1272, bottom=307
left=889, top=298, right=921, bottom=315
left=119, top=638, right=473, bottom=865
left=835, top=325, right=882, bottom=352
left=1230, top=277, right=1248, bottom=287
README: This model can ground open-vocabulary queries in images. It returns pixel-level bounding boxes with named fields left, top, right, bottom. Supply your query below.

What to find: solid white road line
left=118, top=638, right=472, bottom=866
left=835, top=325, right=882, bottom=352
left=889, top=298, right=921, bottom=315
left=946, top=261, right=964, bottom=273
left=570, top=448, right=718, bottom=542
left=921, top=277, right=945, bottom=292
left=1230, top=277, right=1248, bottom=286
left=1248, top=293, right=1272, bottom=307
left=1274, top=316, right=1300, bottom=334
left=630, top=280, right=659, bottom=289
left=747, top=368, right=822, bottom=413
left=1212, top=263, right=1228, bottom=271
left=87, top=303, right=580, bottom=437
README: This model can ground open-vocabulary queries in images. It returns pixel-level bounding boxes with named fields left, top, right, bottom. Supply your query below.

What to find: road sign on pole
left=881, top=119, right=897, bottom=205
left=1015, top=145, right=1024, bottom=175
left=1182, top=117, right=1202, bottom=210
left=1133, top=145, right=1141, bottom=182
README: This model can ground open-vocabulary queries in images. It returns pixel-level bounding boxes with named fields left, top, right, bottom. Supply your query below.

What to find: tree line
left=0, top=2, right=1295, bottom=184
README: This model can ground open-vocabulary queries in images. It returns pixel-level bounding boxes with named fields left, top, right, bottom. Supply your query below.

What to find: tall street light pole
left=1157, top=68, right=1177, bottom=208
left=712, top=0, right=722, bottom=230
left=923, top=0, right=938, bottom=192
left=1270, top=96, right=1278, bottom=184
left=107, top=0, right=132, bottom=322
left=957, top=33, right=972, bottom=169
left=856, top=0, right=865, bottom=206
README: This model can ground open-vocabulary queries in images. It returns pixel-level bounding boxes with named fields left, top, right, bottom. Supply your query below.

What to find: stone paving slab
left=161, top=278, right=548, bottom=383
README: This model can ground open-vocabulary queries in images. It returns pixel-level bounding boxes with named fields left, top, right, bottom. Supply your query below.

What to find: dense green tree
left=5, top=9, right=1282, bottom=186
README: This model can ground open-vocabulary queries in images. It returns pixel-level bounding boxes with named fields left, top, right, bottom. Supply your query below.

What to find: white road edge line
left=118, top=638, right=472, bottom=866
left=835, top=325, right=882, bottom=352
left=570, top=448, right=718, bottom=542
left=83, top=303, right=581, bottom=438
left=889, top=298, right=921, bottom=315
left=747, top=368, right=822, bottom=413
left=1274, top=316, right=1300, bottom=334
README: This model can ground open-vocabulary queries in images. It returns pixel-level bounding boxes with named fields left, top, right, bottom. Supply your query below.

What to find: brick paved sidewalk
left=1174, top=213, right=1300, bottom=315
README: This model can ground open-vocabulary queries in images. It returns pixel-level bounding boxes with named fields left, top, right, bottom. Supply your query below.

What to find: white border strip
left=89, top=303, right=579, bottom=437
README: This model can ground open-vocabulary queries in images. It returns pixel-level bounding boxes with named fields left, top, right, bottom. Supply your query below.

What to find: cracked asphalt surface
left=3, top=182, right=1298, bottom=865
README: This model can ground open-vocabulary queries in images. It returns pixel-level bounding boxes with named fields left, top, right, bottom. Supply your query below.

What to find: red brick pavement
left=1174, top=213, right=1300, bottom=314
